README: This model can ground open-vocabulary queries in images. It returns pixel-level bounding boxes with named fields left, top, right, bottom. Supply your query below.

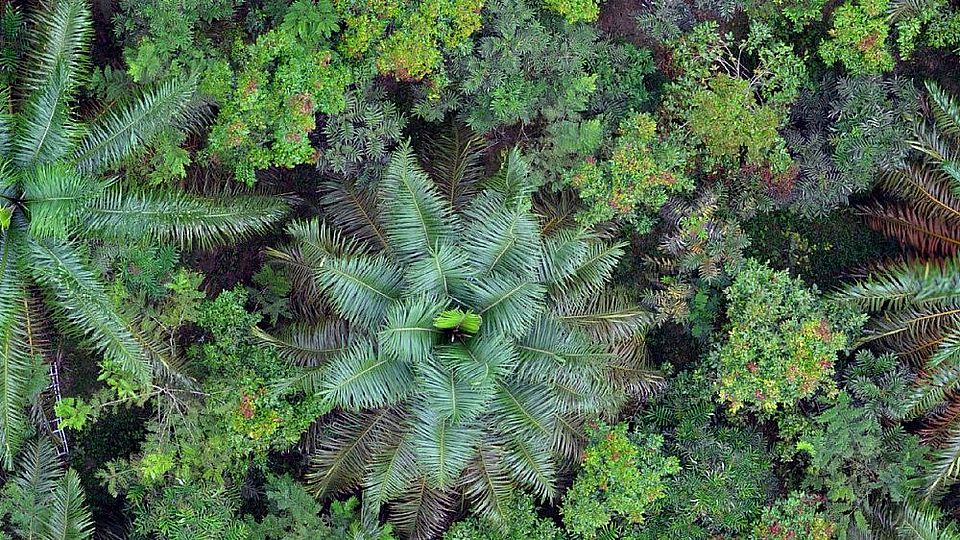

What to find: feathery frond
left=73, top=77, right=196, bottom=175
left=84, top=187, right=290, bottom=250
left=380, top=144, right=457, bottom=261
left=28, top=239, right=151, bottom=385
left=0, top=227, right=32, bottom=469
left=321, top=341, right=414, bottom=410
left=25, top=0, right=90, bottom=92
left=316, top=254, right=404, bottom=328
left=318, top=178, right=389, bottom=251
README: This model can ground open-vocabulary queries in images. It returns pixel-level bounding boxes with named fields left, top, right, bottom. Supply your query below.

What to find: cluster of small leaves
left=316, top=86, right=407, bottom=184
left=648, top=187, right=749, bottom=340
left=560, top=423, right=680, bottom=538
left=205, top=0, right=351, bottom=184
left=713, top=259, right=866, bottom=414
left=819, top=0, right=894, bottom=75
left=246, top=474, right=395, bottom=540
left=750, top=492, right=836, bottom=540
left=333, top=0, right=483, bottom=80
left=567, top=112, right=692, bottom=234
left=636, top=371, right=777, bottom=537
left=443, top=494, right=564, bottom=540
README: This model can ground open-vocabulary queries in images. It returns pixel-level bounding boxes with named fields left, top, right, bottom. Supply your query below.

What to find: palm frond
left=25, top=0, right=90, bottom=92
left=898, top=500, right=960, bottom=539
left=27, top=238, right=151, bottom=385
left=389, top=476, right=456, bottom=540
left=318, top=178, right=389, bottom=251
left=419, top=352, right=494, bottom=423
left=539, top=227, right=589, bottom=286
left=410, top=405, right=480, bottom=489
left=14, top=63, right=75, bottom=167
left=42, top=468, right=94, bottom=540
left=363, top=435, right=417, bottom=511
left=378, top=294, right=442, bottom=363
left=549, top=239, right=626, bottom=303
left=403, top=243, right=473, bottom=299
left=84, top=187, right=290, bottom=250
left=321, top=341, right=414, bottom=410
left=253, top=321, right=352, bottom=367
left=8, top=438, right=60, bottom=538
left=459, top=432, right=515, bottom=520
left=306, top=407, right=403, bottom=498
left=421, top=125, right=487, bottom=211
left=484, top=148, right=538, bottom=207
left=73, top=77, right=196, bottom=175
left=466, top=274, right=545, bottom=339
left=21, top=162, right=92, bottom=239
left=499, top=431, right=557, bottom=501
left=926, top=81, right=960, bottom=142
left=860, top=203, right=960, bottom=257
left=0, top=227, right=32, bottom=469
left=462, top=191, right=542, bottom=277
left=553, top=288, right=653, bottom=342
left=380, top=144, right=457, bottom=261
left=315, top=254, right=404, bottom=328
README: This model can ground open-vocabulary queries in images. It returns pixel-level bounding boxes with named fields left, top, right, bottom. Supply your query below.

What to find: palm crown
left=0, top=0, right=289, bottom=469
left=264, top=142, right=655, bottom=537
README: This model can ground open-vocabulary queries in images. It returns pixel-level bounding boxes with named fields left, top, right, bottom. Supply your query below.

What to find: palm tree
left=0, top=0, right=289, bottom=468
left=262, top=143, right=657, bottom=538
left=0, top=437, right=93, bottom=540
left=842, top=81, right=960, bottom=493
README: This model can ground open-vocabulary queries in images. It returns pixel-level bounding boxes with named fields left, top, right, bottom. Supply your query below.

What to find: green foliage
left=750, top=493, right=836, bottom=540
left=246, top=474, right=394, bottom=540
left=317, top=86, right=407, bottom=183
left=113, top=0, right=238, bottom=84
left=687, top=74, right=791, bottom=174
left=567, top=112, right=691, bottom=233
left=334, top=0, right=483, bottom=80
left=819, top=0, right=894, bottom=75
left=543, top=0, right=601, bottom=22
left=665, top=22, right=803, bottom=176
left=637, top=371, right=777, bottom=537
left=205, top=2, right=351, bottom=184
left=444, top=494, right=563, bottom=540
left=130, top=483, right=247, bottom=540
left=714, top=259, right=865, bottom=414
left=561, top=423, right=679, bottom=538
left=433, top=308, right=482, bottom=334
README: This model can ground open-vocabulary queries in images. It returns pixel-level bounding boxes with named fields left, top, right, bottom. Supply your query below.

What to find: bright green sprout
left=433, top=308, right=482, bottom=335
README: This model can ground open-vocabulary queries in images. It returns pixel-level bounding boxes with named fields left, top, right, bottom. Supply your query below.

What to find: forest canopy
left=2, top=0, right=960, bottom=538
